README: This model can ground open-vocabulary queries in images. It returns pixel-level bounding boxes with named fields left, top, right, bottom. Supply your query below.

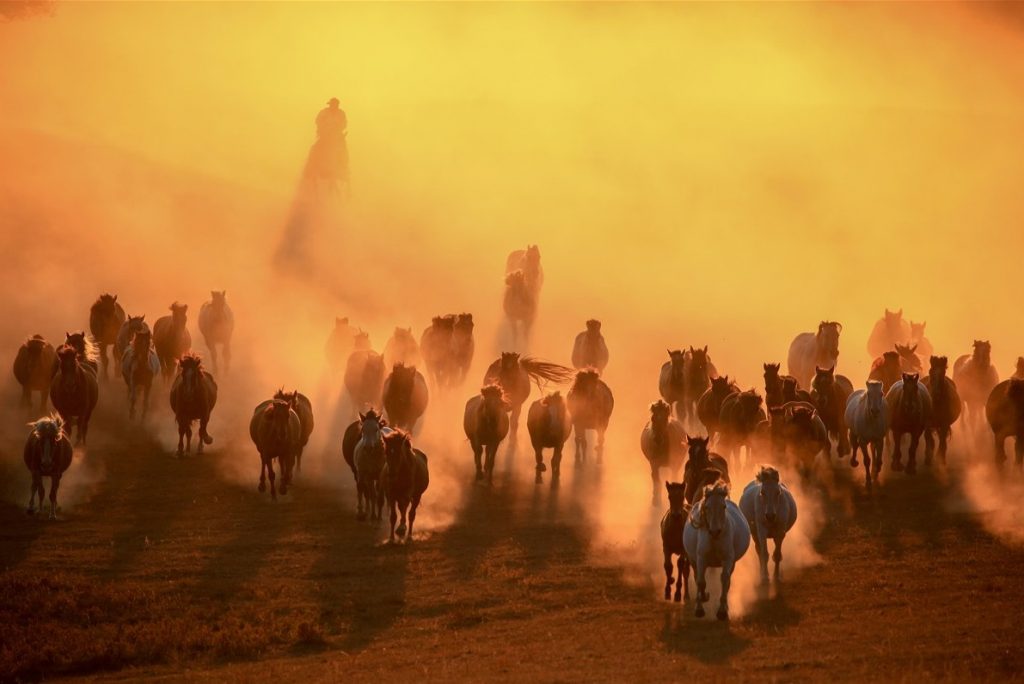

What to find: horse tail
left=519, top=357, right=574, bottom=388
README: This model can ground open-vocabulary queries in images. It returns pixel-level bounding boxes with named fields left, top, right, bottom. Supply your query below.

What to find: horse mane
left=650, top=399, right=671, bottom=415
left=92, top=293, right=117, bottom=310
left=24, top=334, right=47, bottom=348
left=519, top=357, right=575, bottom=386
left=541, top=391, right=563, bottom=406
left=361, top=407, right=384, bottom=423
left=505, top=270, right=526, bottom=287
left=178, top=351, right=204, bottom=368
left=703, top=477, right=729, bottom=498
left=586, top=319, right=601, bottom=330
left=383, top=429, right=411, bottom=448
left=67, top=332, right=99, bottom=362
left=263, top=398, right=290, bottom=417
left=28, top=413, right=64, bottom=435
left=755, top=465, right=780, bottom=484
left=480, top=383, right=507, bottom=403
left=570, top=368, right=602, bottom=392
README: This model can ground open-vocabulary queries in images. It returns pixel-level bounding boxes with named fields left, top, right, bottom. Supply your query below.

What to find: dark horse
left=763, top=363, right=802, bottom=411
left=382, top=363, right=429, bottom=431
left=451, top=313, right=475, bottom=385
left=274, top=389, right=314, bottom=471
left=23, top=416, right=74, bottom=519
left=642, top=399, right=687, bottom=505
left=154, top=303, right=192, bottom=382
left=381, top=430, right=429, bottom=543
left=986, top=378, right=1024, bottom=467
left=810, top=366, right=853, bottom=457
left=696, top=376, right=739, bottom=444
left=566, top=369, right=615, bottom=466
left=885, top=373, right=932, bottom=475
left=682, top=436, right=730, bottom=508
left=115, top=314, right=149, bottom=364
left=658, top=349, right=687, bottom=421
left=503, top=270, right=536, bottom=348
left=527, top=391, right=571, bottom=484
left=121, top=329, right=161, bottom=421
left=483, top=352, right=574, bottom=434
left=464, top=384, right=511, bottom=483
left=50, top=345, right=99, bottom=446
left=661, top=482, right=691, bottom=602
left=572, top=319, right=609, bottom=374
left=345, top=336, right=386, bottom=413
left=61, top=331, right=100, bottom=376
left=249, top=398, right=300, bottom=499
left=89, top=293, right=125, bottom=381
left=681, top=346, right=718, bottom=430
left=921, top=356, right=961, bottom=465
left=718, top=390, right=765, bottom=469
left=169, top=353, right=217, bottom=456
left=420, top=315, right=455, bottom=389
left=955, top=340, right=1000, bottom=432
left=14, top=335, right=56, bottom=413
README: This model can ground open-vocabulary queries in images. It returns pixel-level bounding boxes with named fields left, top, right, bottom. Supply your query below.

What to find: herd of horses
left=11, top=251, right=1024, bottom=617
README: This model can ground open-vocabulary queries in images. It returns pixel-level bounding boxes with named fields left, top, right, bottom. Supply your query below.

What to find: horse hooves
left=396, top=524, right=407, bottom=537
left=664, top=589, right=671, bottom=601
left=537, top=463, right=547, bottom=472
left=695, top=606, right=705, bottom=618
left=673, top=593, right=682, bottom=603
left=203, top=435, right=214, bottom=445
left=716, top=609, right=729, bottom=621
left=475, top=471, right=484, bottom=482
left=535, top=475, right=543, bottom=484
left=906, top=464, right=917, bottom=475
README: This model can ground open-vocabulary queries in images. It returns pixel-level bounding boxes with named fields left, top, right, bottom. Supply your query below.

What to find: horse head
left=25, top=335, right=47, bottom=358
left=737, top=389, right=763, bottom=415
left=335, top=316, right=350, bottom=329
left=816, top=321, right=842, bottom=357
left=667, top=349, right=686, bottom=382
left=665, top=482, right=687, bottom=516
left=131, top=330, right=153, bottom=352
left=649, top=399, right=671, bottom=429
left=525, top=244, right=541, bottom=267
left=273, top=388, right=299, bottom=408
left=973, top=340, right=992, bottom=364
left=177, top=352, right=204, bottom=391
left=28, top=414, right=65, bottom=470
left=210, top=291, right=228, bottom=309
left=910, top=320, right=926, bottom=341
left=390, top=362, right=416, bottom=387
left=687, top=346, right=709, bottom=374
left=353, top=330, right=371, bottom=351
left=929, top=355, right=948, bottom=377
left=169, top=302, right=188, bottom=326
left=711, top=375, right=733, bottom=397
left=383, top=429, right=413, bottom=473
left=358, top=408, right=386, bottom=440
left=94, top=293, right=118, bottom=314
left=763, top=363, right=782, bottom=390
left=686, top=435, right=710, bottom=464
left=56, top=344, right=78, bottom=374
left=900, top=373, right=922, bottom=404
left=394, top=327, right=414, bottom=343
left=480, top=383, right=511, bottom=416
left=499, top=351, right=521, bottom=375
left=1016, top=357, right=1024, bottom=378
left=571, top=368, right=601, bottom=395
left=700, top=482, right=730, bottom=539
left=781, top=377, right=800, bottom=401
left=895, top=343, right=921, bottom=371
left=755, top=465, right=783, bottom=524
left=455, top=313, right=474, bottom=333
left=812, top=366, right=836, bottom=395
left=264, top=399, right=293, bottom=443
left=884, top=309, right=903, bottom=331
left=866, top=380, right=885, bottom=415
left=585, top=319, right=602, bottom=335
left=505, top=270, right=527, bottom=290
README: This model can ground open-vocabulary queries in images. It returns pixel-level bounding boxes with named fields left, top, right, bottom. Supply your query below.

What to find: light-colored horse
left=352, top=410, right=390, bottom=520
left=23, top=415, right=74, bottom=519
left=121, top=329, right=161, bottom=421
left=739, top=466, right=797, bottom=584
left=641, top=400, right=687, bottom=505
left=198, top=291, right=234, bottom=373
left=503, top=270, right=536, bottom=349
left=845, top=381, right=889, bottom=487
left=867, top=309, right=911, bottom=359
left=572, top=319, right=609, bottom=374
left=683, top=482, right=750, bottom=620
left=787, top=321, right=842, bottom=390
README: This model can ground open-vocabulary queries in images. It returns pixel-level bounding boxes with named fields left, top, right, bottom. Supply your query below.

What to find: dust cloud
left=2, top=2, right=1024, bottom=612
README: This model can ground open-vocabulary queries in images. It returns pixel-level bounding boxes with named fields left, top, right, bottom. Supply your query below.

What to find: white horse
left=739, top=466, right=797, bottom=584
left=845, top=381, right=890, bottom=487
left=353, top=414, right=391, bottom=521
left=683, top=481, right=750, bottom=620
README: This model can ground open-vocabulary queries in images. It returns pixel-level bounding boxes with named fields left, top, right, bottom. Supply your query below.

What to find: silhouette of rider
left=316, top=97, right=347, bottom=142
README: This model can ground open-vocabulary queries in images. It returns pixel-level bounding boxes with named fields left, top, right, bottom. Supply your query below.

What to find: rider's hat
left=327, top=97, right=340, bottom=106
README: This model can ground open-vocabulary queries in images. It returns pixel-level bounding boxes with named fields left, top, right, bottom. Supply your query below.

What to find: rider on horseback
left=308, top=97, right=349, bottom=189
left=316, top=97, right=347, bottom=142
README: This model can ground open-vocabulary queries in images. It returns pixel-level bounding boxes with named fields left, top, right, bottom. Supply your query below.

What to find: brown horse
left=342, top=409, right=389, bottom=520
left=198, top=291, right=234, bottom=373
left=249, top=398, right=300, bottom=499
left=383, top=327, right=421, bottom=371
left=572, top=319, right=609, bottom=373
left=986, top=378, right=1024, bottom=467
left=14, top=335, right=56, bottom=412
left=696, top=376, right=739, bottom=443
left=658, top=349, right=688, bottom=420
left=344, top=336, right=386, bottom=413
left=681, top=346, right=718, bottom=429
left=61, top=331, right=100, bottom=376
left=527, top=391, right=571, bottom=484
left=781, top=377, right=812, bottom=405
left=121, top=329, right=161, bottom=421
left=503, top=270, right=536, bottom=347
left=115, top=314, right=149, bottom=363
left=909, top=321, right=933, bottom=366
left=483, top=352, right=574, bottom=434
left=810, top=366, right=852, bottom=457
left=868, top=351, right=903, bottom=394
left=169, top=353, right=217, bottom=456
left=641, top=400, right=687, bottom=505
left=464, top=384, right=511, bottom=483
left=23, top=416, right=74, bottom=518
left=681, top=436, right=730, bottom=507
left=382, top=363, right=429, bottom=431
left=325, top=316, right=356, bottom=373
left=661, top=482, right=691, bottom=602
left=955, top=340, right=1000, bottom=431
left=89, top=293, right=126, bottom=381
left=274, top=389, right=314, bottom=471
left=49, top=345, right=99, bottom=445
left=505, top=244, right=544, bottom=299
left=763, top=363, right=803, bottom=411
left=787, top=321, right=842, bottom=389
left=867, top=309, right=911, bottom=359
left=886, top=373, right=932, bottom=475
left=1013, top=357, right=1024, bottom=381
left=420, top=315, right=456, bottom=388
left=153, top=303, right=192, bottom=381
left=451, top=313, right=475, bottom=385
left=921, top=356, right=961, bottom=465
left=718, top=390, right=766, bottom=468
left=566, top=369, right=614, bottom=465
left=381, top=430, right=429, bottom=543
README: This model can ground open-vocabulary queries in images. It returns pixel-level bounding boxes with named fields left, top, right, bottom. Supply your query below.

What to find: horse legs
left=718, top=559, right=734, bottom=621
left=355, top=478, right=366, bottom=520
left=1016, top=434, right=1024, bottom=468
left=552, top=445, right=562, bottom=481
left=176, top=421, right=186, bottom=456
left=695, top=561, right=708, bottom=618
left=650, top=465, right=660, bottom=507
left=484, top=444, right=497, bottom=484
left=198, top=415, right=213, bottom=453
left=128, top=385, right=137, bottom=421
left=223, top=342, right=231, bottom=374
left=663, top=551, right=674, bottom=601
left=48, top=475, right=60, bottom=519
left=891, top=430, right=904, bottom=471
left=906, top=431, right=920, bottom=475
left=472, top=443, right=484, bottom=481
left=994, top=433, right=1007, bottom=466
left=871, top=439, right=884, bottom=482
left=142, top=383, right=151, bottom=420
left=678, top=553, right=690, bottom=602
left=773, top=535, right=784, bottom=581
left=396, top=500, right=409, bottom=539
left=596, top=427, right=605, bottom=464
left=20, top=385, right=30, bottom=409
left=207, top=338, right=219, bottom=373
left=510, top=403, right=522, bottom=436
left=923, top=429, right=935, bottom=466
left=258, top=460, right=267, bottom=493
left=574, top=424, right=587, bottom=465
left=534, top=447, right=546, bottom=484
left=27, top=473, right=41, bottom=514
left=939, top=427, right=950, bottom=465
left=99, top=344, right=109, bottom=381
left=407, top=495, right=421, bottom=540
left=389, top=498, right=398, bottom=542
left=267, top=459, right=277, bottom=500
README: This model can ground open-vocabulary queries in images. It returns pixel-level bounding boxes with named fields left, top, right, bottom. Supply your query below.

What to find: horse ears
left=703, top=345, right=708, bottom=353
left=358, top=411, right=366, bottom=421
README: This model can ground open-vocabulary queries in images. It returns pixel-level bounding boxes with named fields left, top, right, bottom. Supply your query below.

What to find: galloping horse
left=886, top=373, right=932, bottom=475
left=50, top=345, right=99, bottom=445
left=566, top=369, right=614, bottom=466
left=115, top=314, right=148, bottom=363
left=718, top=389, right=766, bottom=468
left=382, top=363, right=429, bottom=431
left=787, top=321, right=842, bottom=390
left=14, top=335, right=56, bottom=412
left=658, top=349, right=687, bottom=420
left=869, top=350, right=904, bottom=394
left=867, top=309, right=911, bottom=359
left=572, top=319, right=609, bottom=374
left=198, top=291, right=234, bottom=373
left=955, top=340, right=1000, bottom=431
left=483, top=352, right=574, bottom=434
left=921, top=356, right=961, bottom=465
left=682, top=436, right=730, bottom=507
left=696, top=376, right=739, bottom=443
left=810, top=366, right=852, bottom=457
left=421, top=316, right=456, bottom=389
left=986, top=378, right=1024, bottom=467
left=464, top=384, right=511, bottom=483
left=88, top=293, right=125, bottom=380
left=344, top=335, right=385, bottom=413
left=660, top=482, right=691, bottom=603
left=342, top=409, right=389, bottom=519
left=684, top=481, right=751, bottom=620
left=909, top=321, right=933, bottom=365
left=503, top=270, right=536, bottom=348
left=381, top=430, right=429, bottom=543
left=527, top=391, right=571, bottom=484
left=168, top=353, right=217, bottom=456
left=505, top=244, right=544, bottom=299
left=681, top=346, right=718, bottom=429
left=153, top=303, right=191, bottom=381
left=274, top=389, right=314, bottom=471
left=739, top=466, right=798, bottom=584
left=384, top=327, right=422, bottom=371
left=641, top=400, right=687, bottom=505
left=23, top=416, right=74, bottom=518
left=249, top=398, right=300, bottom=499
left=450, top=313, right=475, bottom=385
left=61, top=331, right=100, bottom=376
left=325, top=317, right=356, bottom=373
left=845, top=381, right=889, bottom=487
left=121, top=329, right=161, bottom=420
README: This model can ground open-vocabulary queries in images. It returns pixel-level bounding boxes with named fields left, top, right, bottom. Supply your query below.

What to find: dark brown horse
left=909, top=321, right=933, bottom=366
left=451, top=313, right=475, bottom=385
left=658, top=349, right=688, bottom=420
left=867, top=308, right=910, bottom=359
left=115, top=314, right=149, bottom=363
left=527, top=391, right=571, bottom=484
left=23, top=416, right=74, bottom=518
left=344, top=337, right=386, bottom=413
left=572, top=319, right=609, bottom=373
left=169, top=353, right=217, bottom=456
left=249, top=398, right=300, bottom=499
left=154, top=303, right=192, bottom=381
left=198, top=291, right=234, bottom=373
left=61, top=331, right=100, bottom=376
left=567, top=369, right=615, bottom=465
left=955, top=340, right=1000, bottom=431
left=986, top=378, right=1024, bottom=467
left=89, top=293, right=125, bottom=381
left=810, top=366, right=852, bottom=457
left=13, top=335, right=56, bottom=412
left=886, top=373, right=932, bottom=475
left=921, top=356, right=961, bottom=465
left=661, top=482, right=691, bottom=602
left=464, top=384, right=511, bottom=483
left=49, top=345, right=99, bottom=445
left=681, top=436, right=730, bottom=507
left=695, top=376, right=739, bottom=444
left=787, top=321, right=842, bottom=389
left=868, top=351, right=903, bottom=394
left=641, top=400, right=687, bottom=505
left=382, top=363, right=429, bottom=431
left=381, top=430, right=429, bottom=543
left=274, top=389, right=314, bottom=471
left=342, top=409, right=389, bottom=520
left=420, top=315, right=456, bottom=388
left=718, top=390, right=765, bottom=468
left=484, top=352, right=574, bottom=434
left=503, top=270, right=536, bottom=347
left=781, top=377, right=812, bottom=405
left=681, top=346, right=718, bottom=429
left=120, top=329, right=160, bottom=420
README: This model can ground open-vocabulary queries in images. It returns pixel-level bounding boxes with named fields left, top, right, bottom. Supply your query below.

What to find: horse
left=383, top=327, right=421, bottom=371
left=61, top=331, right=100, bottom=376
left=986, top=378, right=1024, bottom=467
left=681, top=436, right=730, bottom=507
left=955, top=340, right=1000, bottom=431
left=382, top=363, right=429, bottom=431
left=503, top=270, right=536, bottom=347
left=696, top=376, right=739, bottom=443
left=894, top=343, right=923, bottom=374
left=450, top=313, right=475, bottom=385
left=505, top=244, right=544, bottom=299
left=787, top=320, right=842, bottom=389
left=49, top=345, right=99, bottom=446
left=198, top=291, right=234, bottom=373
left=658, top=349, right=687, bottom=420
left=660, top=482, right=691, bottom=602
left=168, top=353, right=217, bottom=456
left=810, top=366, right=852, bottom=457
left=763, top=363, right=796, bottom=411
left=23, top=416, right=74, bottom=519
left=921, top=356, right=961, bottom=465
left=381, top=430, right=429, bottom=543
left=344, top=337, right=386, bottom=413
left=718, top=389, right=766, bottom=468
left=867, top=308, right=911, bottom=359
left=421, top=315, right=456, bottom=388
left=464, top=385, right=511, bottom=483
left=572, top=319, right=609, bottom=374
left=526, top=391, right=571, bottom=484
left=566, top=369, right=614, bottom=466
left=342, top=409, right=390, bottom=519
left=115, top=314, right=148, bottom=364
left=909, top=321, right=933, bottom=365
left=13, top=335, right=56, bottom=412
left=153, top=303, right=192, bottom=381
left=869, top=350, right=904, bottom=394
left=325, top=316, right=356, bottom=373
left=781, top=377, right=813, bottom=405
left=739, top=466, right=798, bottom=584
left=88, top=293, right=125, bottom=381
left=681, top=346, right=718, bottom=429
left=769, top=404, right=830, bottom=473
left=249, top=398, right=300, bottom=499
left=274, top=389, right=314, bottom=471
left=886, top=373, right=932, bottom=475
left=120, top=329, right=160, bottom=421
left=845, top=381, right=890, bottom=487
left=483, top=352, right=575, bottom=434
left=1013, top=357, right=1024, bottom=381
left=641, top=400, right=687, bottom=505
left=684, top=481, right=751, bottom=620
